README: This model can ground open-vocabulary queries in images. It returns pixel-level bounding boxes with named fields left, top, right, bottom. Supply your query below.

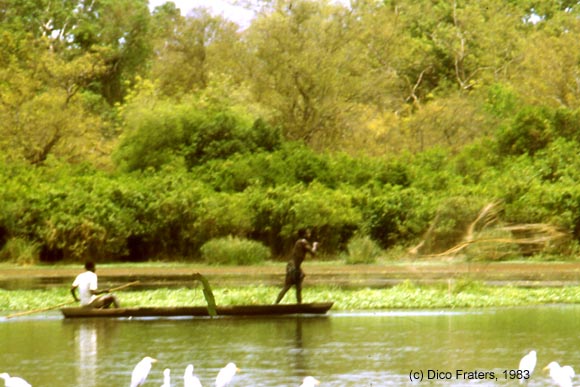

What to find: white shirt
left=72, top=271, right=98, bottom=306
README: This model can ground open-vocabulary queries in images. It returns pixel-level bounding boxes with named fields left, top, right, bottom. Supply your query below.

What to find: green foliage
left=182, top=111, right=264, bottom=168
left=195, top=142, right=330, bottom=191
left=6, top=0, right=580, bottom=263
left=453, top=139, right=502, bottom=184
left=114, top=101, right=188, bottom=171
left=116, top=103, right=282, bottom=172
left=200, top=236, right=270, bottom=265
left=362, top=187, right=432, bottom=249
left=5, top=129, right=580, bottom=262
left=196, top=143, right=410, bottom=193
left=343, top=234, right=383, bottom=264
left=485, top=83, right=521, bottom=118
left=552, top=108, right=580, bottom=141
left=0, top=237, right=39, bottom=265
left=496, top=106, right=553, bottom=156
left=7, top=282, right=580, bottom=311
left=246, top=183, right=361, bottom=255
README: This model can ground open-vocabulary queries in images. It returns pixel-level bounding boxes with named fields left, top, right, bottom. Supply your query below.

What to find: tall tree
left=381, top=0, right=528, bottom=96
left=0, top=44, right=108, bottom=164
left=72, top=0, right=152, bottom=104
left=244, top=0, right=372, bottom=148
left=512, top=10, right=580, bottom=108
left=150, top=7, right=242, bottom=98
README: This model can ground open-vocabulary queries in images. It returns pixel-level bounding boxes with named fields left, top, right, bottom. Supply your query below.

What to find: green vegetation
left=200, top=236, right=271, bottom=265
left=3, top=282, right=580, bottom=313
left=1, top=0, right=580, bottom=265
left=342, top=235, right=383, bottom=264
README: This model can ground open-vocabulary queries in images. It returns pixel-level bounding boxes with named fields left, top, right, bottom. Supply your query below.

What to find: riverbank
left=1, top=261, right=580, bottom=312
left=2, top=260, right=580, bottom=287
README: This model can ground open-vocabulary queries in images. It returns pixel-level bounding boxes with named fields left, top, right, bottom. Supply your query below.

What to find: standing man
left=71, top=261, right=120, bottom=308
left=275, top=229, right=318, bottom=304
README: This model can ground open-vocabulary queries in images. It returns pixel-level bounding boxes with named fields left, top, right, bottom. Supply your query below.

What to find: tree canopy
left=2, top=0, right=580, bottom=263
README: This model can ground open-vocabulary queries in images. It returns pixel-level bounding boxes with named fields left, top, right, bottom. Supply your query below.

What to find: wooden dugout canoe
left=60, top=302, right=334, bottom=318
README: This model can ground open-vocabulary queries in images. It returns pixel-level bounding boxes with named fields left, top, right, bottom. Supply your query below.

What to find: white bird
left=518, top=350, right=537, bottom=383
left=544, top=361, right=575, bottom=387
left=160, top=368, right=171, bottom=387
left=184, top=364, right=203, bottom=387
left=215, top=363, right=239, bottom=387
left=130, top=356, right=157, bottom=387
left=300, top=376, right=320, bottom=387
left=0, top=373, right=31, bottom=387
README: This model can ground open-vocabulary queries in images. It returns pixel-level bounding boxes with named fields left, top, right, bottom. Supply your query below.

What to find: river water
left=1, top=306, right=580, bottom=387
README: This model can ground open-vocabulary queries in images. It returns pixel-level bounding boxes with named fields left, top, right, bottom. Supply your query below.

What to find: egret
left=184, top=364, right=203, bottom=387
left=518, top=350, right=537, bottom=383
left=300, top=376, right=320, bottom=387
left=544, top=361, right=575, bottom=387
left=215, top=362, right=239, bottom=387
left=160, top=368, right=171, bottom=387
left=130, top=356, right=157, bottom=387
left=0, top=373, right=31, bottom=387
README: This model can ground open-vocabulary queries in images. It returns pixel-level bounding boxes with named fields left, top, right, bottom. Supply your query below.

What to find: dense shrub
left=117, top=166, right=253, bottom=261
left=406, top=148, right=463, bottom=192
left=246, top=183, right=360, bottom=256
left=496, top=106, right=553, bottom=156
left=552, top=108, right=580, bottom=142
left=362, top=187, right=432, bottom=249
left=115, top=103, right=282, bottom=172
left=0, top=237, right=39, bottom=265
left=4, top=101, right=580, bottom=263
left=200, top=236, right=270, bottom=265
left=343, top=234, right=383, bottom=264
left=114, top=101, right=189, bottom=171
left=196, top=143, right=411, bottom=193
left=484, top=83, right=520, bottom=118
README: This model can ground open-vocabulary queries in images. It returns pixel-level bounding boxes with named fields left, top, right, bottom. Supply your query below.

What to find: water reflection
left=74, top=322, right=97, bottom=387
left=294, top=317, right=305, bottom=373
left=2, top=307, right=580, bottom=386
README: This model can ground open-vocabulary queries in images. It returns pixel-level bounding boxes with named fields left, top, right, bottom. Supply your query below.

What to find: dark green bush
left=115, top=103, right=282, bottom=172
left=552, top=108, right=580, bottom=142
left=362, top=187, right=432, bottom=249
left=496, top=106, right=553, bottom=156
left=196, top=142, right=411, bottom=193
left=200, top=236, right=270, bottom=265
left=114, top=101, right=189, bottom=171
left=246, top=183, right=360, bottom=256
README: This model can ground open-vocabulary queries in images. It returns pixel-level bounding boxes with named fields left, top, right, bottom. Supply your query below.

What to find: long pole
left=4, top=280, right=140, bottom=319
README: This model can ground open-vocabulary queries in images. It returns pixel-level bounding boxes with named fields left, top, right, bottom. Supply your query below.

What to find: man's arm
left=304, top=240, right=318, bottom=255
left=70, top=286, right=80, bottom=302
left=90, top=288, right=109, bottom=295
left=88, top=274, right=108, bottom=295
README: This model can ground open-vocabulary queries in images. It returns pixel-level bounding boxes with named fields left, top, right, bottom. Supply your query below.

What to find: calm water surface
left=1, top=306, right=580, bottom=386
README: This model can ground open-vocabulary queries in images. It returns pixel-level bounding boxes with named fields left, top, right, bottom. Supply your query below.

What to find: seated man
left=71, top=261, right=120, bottom=308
